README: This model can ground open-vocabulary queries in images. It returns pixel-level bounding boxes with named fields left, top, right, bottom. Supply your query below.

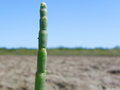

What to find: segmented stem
left=35, top=2, right=48, bottom=90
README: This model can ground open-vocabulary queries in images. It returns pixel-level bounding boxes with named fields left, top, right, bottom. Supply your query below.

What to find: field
left=0, top=55, right=120, bottom=90
left=1, top=48, right=120, bottom=56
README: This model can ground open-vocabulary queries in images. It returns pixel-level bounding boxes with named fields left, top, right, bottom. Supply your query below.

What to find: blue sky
left=0, top=0, right=120, bottom=48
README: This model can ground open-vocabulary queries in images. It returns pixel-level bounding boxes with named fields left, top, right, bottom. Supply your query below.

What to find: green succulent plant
left=35, top=2, right=48, bottom=90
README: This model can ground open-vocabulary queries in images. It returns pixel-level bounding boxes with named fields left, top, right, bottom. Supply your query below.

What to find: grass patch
left=1, top=47, right=120, bottom=56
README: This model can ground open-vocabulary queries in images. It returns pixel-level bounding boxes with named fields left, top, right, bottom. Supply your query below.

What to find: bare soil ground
left=0, top=55, right=120, bottom=90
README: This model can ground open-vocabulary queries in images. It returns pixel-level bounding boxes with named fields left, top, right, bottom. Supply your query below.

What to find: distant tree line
left=0, top=46, right=120, bottom=50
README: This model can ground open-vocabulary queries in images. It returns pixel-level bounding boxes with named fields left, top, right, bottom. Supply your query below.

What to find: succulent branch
left=35, top=2, right=48, bottom=90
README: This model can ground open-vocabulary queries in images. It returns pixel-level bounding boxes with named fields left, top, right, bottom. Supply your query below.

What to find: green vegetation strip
left=1, top=48, right=120, bottom=56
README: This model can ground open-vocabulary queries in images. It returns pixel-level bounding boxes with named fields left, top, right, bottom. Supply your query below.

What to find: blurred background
left=0, top=0, right=120, bottom=90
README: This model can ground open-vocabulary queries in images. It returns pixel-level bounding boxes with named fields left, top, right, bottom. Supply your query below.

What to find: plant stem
left=35, top=2, right=48, bottom=90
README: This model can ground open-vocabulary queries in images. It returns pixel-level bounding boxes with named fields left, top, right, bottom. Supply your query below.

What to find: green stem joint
left=35, top=2, right=48, bottom=90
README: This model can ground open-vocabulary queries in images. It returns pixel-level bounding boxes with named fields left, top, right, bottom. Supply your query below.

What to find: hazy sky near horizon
left=0, top=0, right=120, bottom=48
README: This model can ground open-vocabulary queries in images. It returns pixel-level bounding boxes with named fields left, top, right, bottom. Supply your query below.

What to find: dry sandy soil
left=0, top=55, right=120, bottom=90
